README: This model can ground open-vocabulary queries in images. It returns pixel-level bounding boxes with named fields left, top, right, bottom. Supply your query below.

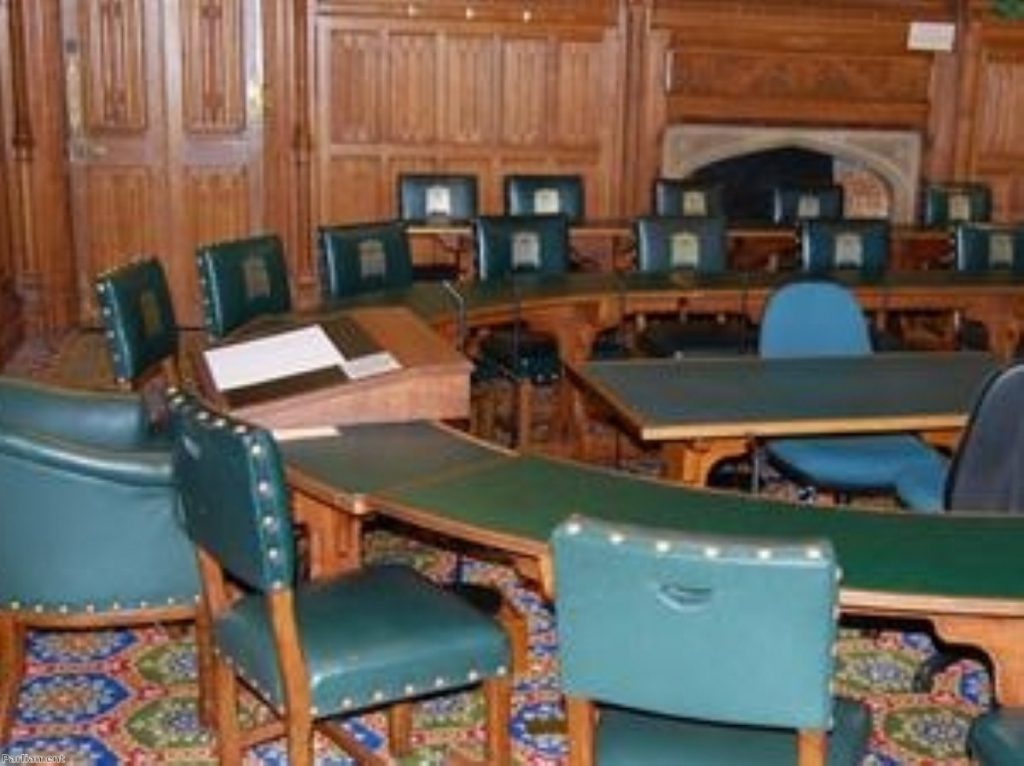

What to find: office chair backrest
left=474, top=214, right=569, bottom=281
left=95, top=257, right=178, bottom=387
left=553, top=516, right=838, bottom=730
left=759, top=280, right=872, bottom=358
left=504, top=174, right=585, bottom=224
left=772, top=185, right=844, bottom=225
left=634, top=215, right=727, bottom=275
left=170, top=393, right=296, bottom=592
left=945, top=363, right=1024, bottom=513
left=954, top=223, right=1024, bottom=276
left=398, top=173, right=479, bottom=222
left=922, top=182, right=992, bottom=227
left=316, top=221, right=414, bottom=300
left=801, top=219, right=890, bottom=278
left=196, top=233, right=292, bottom=339
left=652, top=179, right=725, bottom=218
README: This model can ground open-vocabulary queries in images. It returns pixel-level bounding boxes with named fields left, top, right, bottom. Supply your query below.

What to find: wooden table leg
left=932, top=614, right=1024, bottom=706
left=662, top=438, right=749, bottom=486
left=291, top=490, right=363, bottom=577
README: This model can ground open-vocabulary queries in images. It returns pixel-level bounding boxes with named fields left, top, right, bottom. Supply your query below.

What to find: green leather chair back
left=922, top=183, right=992, bottom=227
left=955, top=223, right=1024, bottom=275
left=398, top=173, right=479, bottom=223
left=504, top=174, right=585, bottom=224
left=772, top=185, right=844, bottom=225
left=552, top=515, right=839, bottom=730
left=196, top=234, right=292, bottom=339
left=653, top=179, right=725, bottom=218
left=634, top=215, right=728, bottom=275
left=474, top=214, right=570, bottom=281
left=94, top=257, right=178, bottom=386
left=316, top=221, right=414, bottom=300
left=0, top=377, right=199, bottom=612
left=170, top=394, right=295, bottom=592
left=801, top=219, right=890, bottom=278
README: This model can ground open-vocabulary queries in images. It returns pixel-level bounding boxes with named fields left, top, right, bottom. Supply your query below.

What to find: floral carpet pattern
left=0, top=530, right=994, bottom=765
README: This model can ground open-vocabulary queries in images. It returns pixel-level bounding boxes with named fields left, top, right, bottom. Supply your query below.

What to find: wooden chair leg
left=214, top=655, right=243, bottom=766
left=388, top=701, right=414, bottom=756
left=483, top=676, right=512, bottom=766
left=497, top=600, right=530, bottom=676
left=564, top=696, right=595, bottom=766
left=286, top=706, right=314, bottom=766
left=0, top=615, right=25, bottom=745
left=193, top=606, right=215, bottom=727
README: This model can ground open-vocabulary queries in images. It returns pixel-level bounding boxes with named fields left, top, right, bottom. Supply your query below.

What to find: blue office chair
left=773, top=185, right=844, bottom=226
left=633, top=215, right=750, bottom=357
left=652, top=179, right=724, bottom=217
left=922, top=182, right=992, bottom=227
left=316, top=221, right=414, bottom=301
left=758, top=280, right=944, bottom=498
left=504, top=174, right=585, bottom=224
left=95, top=257, right=180, bottom=390
left=473, top=214, right=568, bottom=448
left=553, top=515, right=870, bottom=766
left=196, top=233, right=292, bottom=340
left=169, top=393, right=512, bottom=765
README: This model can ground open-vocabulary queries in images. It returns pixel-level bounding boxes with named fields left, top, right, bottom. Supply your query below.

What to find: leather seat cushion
left=767, top=435, right=946, bottom=492
left=214, top=565, right=509, bottom=715
left=969, top=708, right=1024, bottom=765
left=597, top=697, right=870, bottom=766
left=479, top=327, right=561, bottom=383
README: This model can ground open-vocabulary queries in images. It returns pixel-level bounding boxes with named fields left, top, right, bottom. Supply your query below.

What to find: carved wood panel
left=323, top=28, right=381, bottom=144
left=975, top=51, right=1024, bottom=162
left=387, top=32, right=436, bottom=143
left=180, top=0, right=245, bottom=133
left=82, top=167, right=160, bottom=274
left=78, top=0, right=148, bottom=131
left=501, top=37, right=548, bottom=146
left=441, top=35, right=496, bottom=145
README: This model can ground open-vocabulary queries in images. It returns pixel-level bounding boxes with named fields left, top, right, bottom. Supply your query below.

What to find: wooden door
left=62, top=0, right=264, bottom=326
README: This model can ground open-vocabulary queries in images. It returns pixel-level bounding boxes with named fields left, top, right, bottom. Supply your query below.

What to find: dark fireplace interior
left=690, top=146, right=835, bottom=223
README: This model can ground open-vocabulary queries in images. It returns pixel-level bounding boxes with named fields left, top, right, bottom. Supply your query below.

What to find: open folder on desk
left=203, top=317, right=401, bottom=406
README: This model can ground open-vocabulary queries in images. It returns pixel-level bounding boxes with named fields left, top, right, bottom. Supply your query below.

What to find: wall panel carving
left=441, top=35, right=496, bottom=145
left=500, top=38, right=547, bottom=146
left=387, top=33, right=436, bottom=143
left=323, top=28, right=381, bottom=144
left=82, top=167, right=158, bottom=276
left=79, top=0, right=147, bottom=131
left=180, top=0, right=245, bottom=132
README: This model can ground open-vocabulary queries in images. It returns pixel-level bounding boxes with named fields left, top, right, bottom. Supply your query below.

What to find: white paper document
left=203, top=324, right=400, bottom=392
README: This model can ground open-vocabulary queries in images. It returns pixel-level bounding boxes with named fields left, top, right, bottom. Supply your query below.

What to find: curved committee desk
left=200, top=269, right=1024, bottom=708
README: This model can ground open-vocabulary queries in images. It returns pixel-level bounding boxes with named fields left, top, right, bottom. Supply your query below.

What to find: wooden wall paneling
left=500, top=36, right=548, bottom=147
left=14, top=0, right=74, bottom=336
left=165, top=0, right=265, bottom=325
left=62, top=0, right=167, bottom=324
left=440, top=33, right=497, bottom=146
left=388, top=31, right=436, bottom=144
left=0, top=0, right=25, bottom=365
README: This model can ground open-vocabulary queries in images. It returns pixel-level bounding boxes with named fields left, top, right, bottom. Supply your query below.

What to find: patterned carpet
left=0, top=334, right=997, bottom=764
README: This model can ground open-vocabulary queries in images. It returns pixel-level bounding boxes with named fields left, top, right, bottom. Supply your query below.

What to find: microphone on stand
left=441, top=279, right=467, bottom=353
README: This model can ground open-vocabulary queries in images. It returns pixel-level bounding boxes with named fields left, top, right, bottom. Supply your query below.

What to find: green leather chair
left=921, top=182, right=992, bottom=227
left=970, top=709, right=1024, bottom=765
left=0, top=377, right=207, bottom=744
left=772, top=185, right=844, bottom=226
left=398, top=173, right=479, bottom=223
left=952, top=223, right=1024, bottom=350
left=504, top=174, right=585, bottom=223
left=800, top=219, right=890, bottom=279
left=652, top=179, right=724, bottom=218
left=195, top=233, right=292, bottom=339
left=552, top=515, right=870, bottom=766
left=473, top=214, right=568, bottom=448
left=316, top=221, right=414, bottom=301
left=169, top=393, right=512, bottom=765
left=633, top=215, right=750, bottom=357
left=94, top=257, right=180, bottom=389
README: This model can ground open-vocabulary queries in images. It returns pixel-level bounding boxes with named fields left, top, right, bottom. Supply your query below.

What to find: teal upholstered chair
left=970, top=709, right=1024, bottom=765
left=94, top=257, right=180, bottom=390
left=951, top=223, right=1024, bottom=351
left=800, top=219, right=890, bottom=278
left=652, top=179, right=724, bottom=218
left=195, top=233, right=292, bottom=340
left=552, top=515, right=870, bottom=766
left=504, top=174, right=585, bottom=224
left=633, top=215, right=750, bottom=357
left=922, top=182, right=992, bottom=227
left=773, top=185, right=844, bottom=226
left=0, top=377, right=207, bottom=744
left=473, top=214, right=568, bottom=447
left=169, top=393, right=511, bottom=765
left=316, top=221, right=414, bottom=301
left=758, top=280, right=943, bottom=499
left=398, top=173, right=479, bottom=223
